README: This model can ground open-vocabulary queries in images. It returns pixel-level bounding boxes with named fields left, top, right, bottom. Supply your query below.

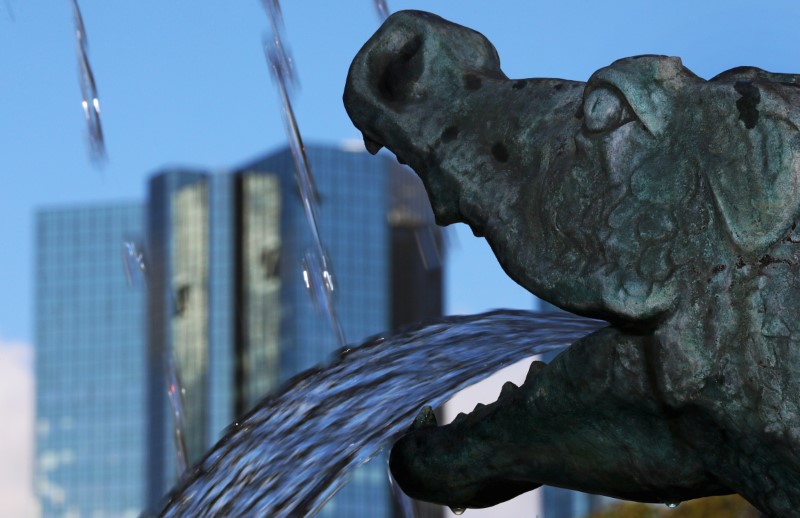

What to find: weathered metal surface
left=344, top=11, right=800, bottom=516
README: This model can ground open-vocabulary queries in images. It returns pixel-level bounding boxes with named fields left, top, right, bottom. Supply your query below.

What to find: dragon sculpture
left=344, top=11, right=800, bottom=516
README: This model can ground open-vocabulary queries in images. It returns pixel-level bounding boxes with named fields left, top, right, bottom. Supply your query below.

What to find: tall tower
left=144, top=144, right=444, bottom=516
left=33, top=145, right=443, bottom=517
left=34, top=203, right=146, bottom=517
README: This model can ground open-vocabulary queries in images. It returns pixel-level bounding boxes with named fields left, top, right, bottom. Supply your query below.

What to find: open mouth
left=389, top=359, right=548, bottom=508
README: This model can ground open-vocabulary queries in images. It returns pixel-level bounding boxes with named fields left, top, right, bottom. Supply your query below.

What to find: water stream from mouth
left=154, top=310, right=604, bottom=517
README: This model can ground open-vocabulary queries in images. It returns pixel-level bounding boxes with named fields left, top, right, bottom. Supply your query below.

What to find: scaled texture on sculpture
left=344, top=11, right=800, bottom=517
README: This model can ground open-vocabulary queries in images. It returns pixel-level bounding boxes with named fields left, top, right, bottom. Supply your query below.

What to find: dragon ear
left=704, top=80, right=800, bottom=253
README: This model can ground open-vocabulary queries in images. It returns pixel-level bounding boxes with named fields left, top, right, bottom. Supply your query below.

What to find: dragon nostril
left=491, top=142, right=509, bottom=163
left=463, top=73, right=482, bottom=90
left=376, top=35, right=424, bottom=104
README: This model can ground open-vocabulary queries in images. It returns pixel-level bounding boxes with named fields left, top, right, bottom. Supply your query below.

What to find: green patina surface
left=344, top=10, right=800, bottom=517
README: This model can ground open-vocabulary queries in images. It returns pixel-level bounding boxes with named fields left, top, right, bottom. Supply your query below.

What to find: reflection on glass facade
left=171, top=180, right=209, bottom=465
left=34, top=204, right=145, bottom=518
left=207, top=173, right=236, bottom=443
left=145, top=170, right=209, bottom=503
left=245, top=146, right=444, bottom=518
left=238, top=174, right=282, bottom=410
left=145, top=145, right=443, bottom=516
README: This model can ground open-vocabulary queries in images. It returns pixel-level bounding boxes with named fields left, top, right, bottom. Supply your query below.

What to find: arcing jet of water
left=154, top=311, right=604, bottom=516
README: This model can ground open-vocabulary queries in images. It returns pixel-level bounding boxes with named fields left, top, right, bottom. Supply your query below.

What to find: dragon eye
left=583, top=87, right=631, bottom=133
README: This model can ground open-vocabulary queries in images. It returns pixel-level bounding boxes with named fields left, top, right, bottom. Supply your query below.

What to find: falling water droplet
left=166, top=354, right=188, bottom=475
left=120, top=237, right=186, bottom=479
left=302, top=249, right=346, bottom=346
left=261, top=0, right=346, bottom=347
left=122, top=241, right=147, bottom=287
left=450, top=506, right=466, bottom=515
left=261, top=0, right=299, bottom=92
left=414, top=225, right=442, bottom=270
left=665, top=501, right=680, bottom=509
left=373, top=0, right=390, bottom=21
left=70, top=0, right=106, bottom=165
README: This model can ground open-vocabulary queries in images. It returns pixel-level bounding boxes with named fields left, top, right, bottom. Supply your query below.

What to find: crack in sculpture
left=344, top=10, right=800, bottom=516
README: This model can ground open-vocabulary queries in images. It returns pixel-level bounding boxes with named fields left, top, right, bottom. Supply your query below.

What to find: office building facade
left=34, top=204, right=146, bottom=518
left=142, top=145, right=443, bottom=515
left=34, top=144, right=443, bottom=517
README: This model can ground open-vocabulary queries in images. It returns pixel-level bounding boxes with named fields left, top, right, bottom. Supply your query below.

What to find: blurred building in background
left=34, top=144, right=444, bottom=517
left=542, top=489, right=612, bottom=518
left=145, top=144, right=444, bottom=517
left=34, top=204, right=146, bottom=518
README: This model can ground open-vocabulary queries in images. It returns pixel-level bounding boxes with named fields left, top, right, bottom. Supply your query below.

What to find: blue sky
left=3, top=1, right=800, bottom=343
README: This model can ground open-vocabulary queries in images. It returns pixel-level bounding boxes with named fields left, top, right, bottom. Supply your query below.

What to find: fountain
left=343, top=10, right=800, bottom=517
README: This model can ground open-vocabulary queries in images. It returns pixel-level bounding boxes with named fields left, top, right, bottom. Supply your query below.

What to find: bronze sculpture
left=344, top=11, right=800, bottom=516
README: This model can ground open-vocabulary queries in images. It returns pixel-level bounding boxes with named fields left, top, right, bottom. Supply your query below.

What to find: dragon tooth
left=411, top=405, right=437, bottom=430
left=525, top=360, right=547, bottom=383
left=500, top=381, right=518, bottom=398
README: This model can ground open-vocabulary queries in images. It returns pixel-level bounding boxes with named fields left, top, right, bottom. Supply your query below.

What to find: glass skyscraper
left=34, top=143, right=442, bottom=517
left=143, top=144, right=443, bottom=516
left=34, top=204, right=146, bottom=518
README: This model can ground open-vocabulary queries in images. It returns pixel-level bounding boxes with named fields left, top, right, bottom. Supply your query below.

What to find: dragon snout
left=344, top=10, right=505, bottom=156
